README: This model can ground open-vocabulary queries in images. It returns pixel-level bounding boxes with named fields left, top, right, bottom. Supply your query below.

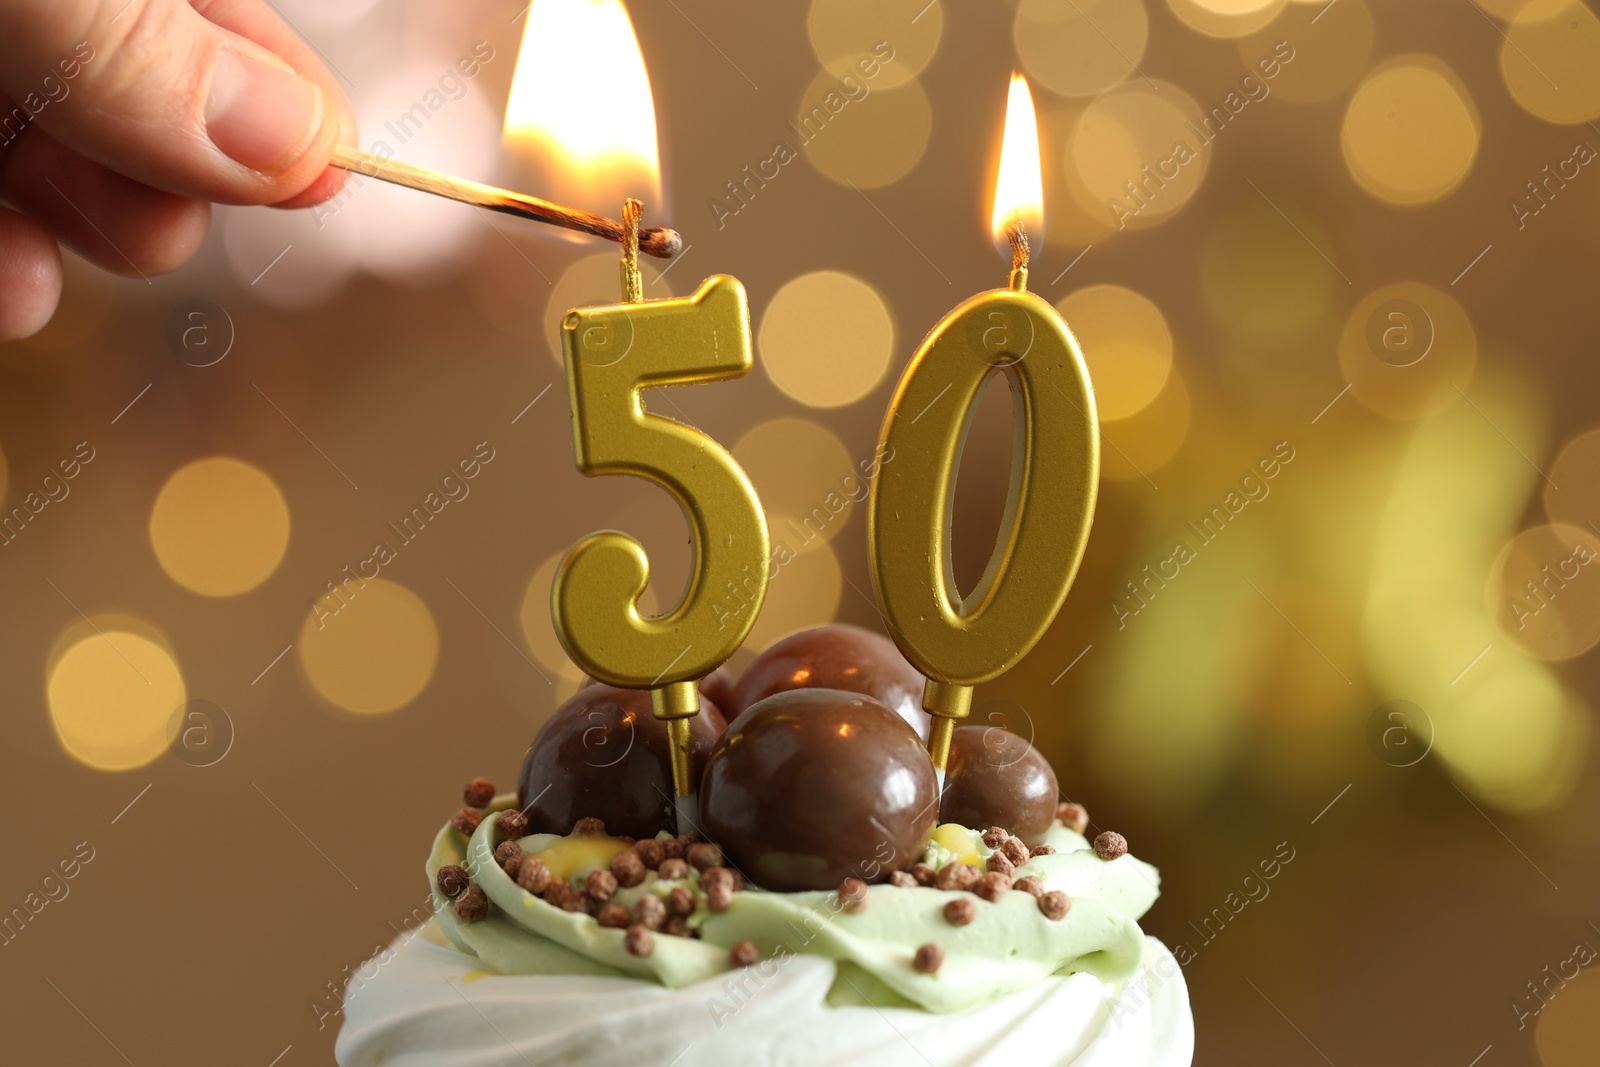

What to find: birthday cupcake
left=334, top=624, right=1194, bottom=1066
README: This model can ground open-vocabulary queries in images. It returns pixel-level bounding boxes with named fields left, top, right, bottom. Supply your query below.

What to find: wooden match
left=329, top=145, right=682, bottom=259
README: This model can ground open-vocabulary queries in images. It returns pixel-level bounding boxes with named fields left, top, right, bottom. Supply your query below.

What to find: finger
left=0, top=120, right=209, bottom=277
left=0, top=204, right=62, bottom=342
left=189, top=0, right=358, bottom=209
left=0, top=0, right=353, bottom=208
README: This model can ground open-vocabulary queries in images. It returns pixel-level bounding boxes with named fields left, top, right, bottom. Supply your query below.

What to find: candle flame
left=989, top=74, right=1044, bottom=250
left=503, top=0, right=661, bottom=217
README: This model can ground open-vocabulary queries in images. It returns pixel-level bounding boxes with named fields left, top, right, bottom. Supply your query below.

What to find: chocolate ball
left=732, top=624, right=930, bottom=739
left=581, top=666, right=735, bottom=720
left=938, top=726, right=1059, bottom=847
left=701, top=689, right=937, bottom=891
left=519, top=684, right=726, bottom=840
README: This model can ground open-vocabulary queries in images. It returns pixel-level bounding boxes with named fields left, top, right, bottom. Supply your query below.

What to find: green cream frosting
left=428, top=798, right=1159, bottom=1014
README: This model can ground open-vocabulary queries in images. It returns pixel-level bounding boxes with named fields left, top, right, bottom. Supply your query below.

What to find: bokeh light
left=1537, top=966, right=1600, bottom=1067
left=733, top=418, right=858, bottom=546
left=1013, top=0, right=1149, bottom=98
left=746, top=520, right=843, bottom=650
left=1337, top=282, right=1477, bottom=421
left=795, top=71, right=932, bottom=189
left=1500, top=0, right=1600, bottom=125
left=1341, top=57, right=1480, bottom=206
left=1442, top=657, right=1588, bottom=811
left=222, top=201, right=360, bottom=311
left=808, top=0, right=942, bottom=91
left=1238, top=0, right=1373, bottom=105
left=1098, top=367, right=1191, bottom=482
left=1066, top=82, right=1210, bottom=232
left=149, top=458, right=291, bottom=597
left=48, top=626, right=185, bottom=771
left=1057, top=284, right=1173, bottom=420
left=299, top=578, right=439, bottom=714
left=544, top=252, right=671, bottom=364
left=1166, top=0, right=1288, bottom=39
left=1543, top=425, right=1600, bottom=529
left=1490, top=523, right=1600, bottom=661
left=758, top=271, right=895, bottom=408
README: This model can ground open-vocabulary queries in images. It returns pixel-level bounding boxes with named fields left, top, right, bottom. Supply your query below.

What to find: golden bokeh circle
left=1341, top=57, right=1481, bottom=206
left=1068, top=81, right=1210, bottom=231
left=1441, top=661, right=1587, bottom=812
left=807, top=0, right=941, bottom=91
left=1167, top=0, right=1288, bottom=38
left=734, top=418, right=860, bottom=546
left=759, top=271, right=895, bottom=408
left=796, top=71, right=932, bottom=189
left=48, top=630, right=185, bottom=771
left=544, top=252, right=671, bottom=365
left=746, top=519, right=843, bottom=651
left=299, top=578, right=440, bottom=714
left=1537, top=966, right=1600, bottom=1067
left=1489, top=523, right=1600, bottom=661
left=1337, top=282, right=1477, bottom=420
left=1239, top=1, right=1372, bottom=105
left=1057, top=284, right=1173, bottom=420
left=1099, top=366, right=1191, bottom=482
left=149, top=457, right=291, bottom=597
left=1014, top=0, right=1149, bottom=98
left=1501, top=1, right=1600, bottom=125
left=1544, top=426, right=1600, bottom=529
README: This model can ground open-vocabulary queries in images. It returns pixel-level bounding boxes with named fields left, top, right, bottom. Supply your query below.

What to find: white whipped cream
left=336, top=927, right=1193, bottom=1067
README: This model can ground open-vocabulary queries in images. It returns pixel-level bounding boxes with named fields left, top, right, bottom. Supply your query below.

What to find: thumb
left=0, top=0, right=351, bottom=206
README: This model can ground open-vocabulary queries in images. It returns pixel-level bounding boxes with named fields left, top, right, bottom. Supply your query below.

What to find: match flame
left=503, top=0, right=661, bottom=218
left=989, top=74, right=1044, bottom=249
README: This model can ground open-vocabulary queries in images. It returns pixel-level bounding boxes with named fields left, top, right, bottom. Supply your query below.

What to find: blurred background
left=4, top=0, right=1599, bottom=1063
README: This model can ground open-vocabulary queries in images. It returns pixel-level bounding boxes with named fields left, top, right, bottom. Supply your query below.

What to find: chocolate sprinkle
left=1093, top=831, right=1128, bottom=861
left=586, top=869, right=619, bottom=902
left=463, top=777, right=496, bottom=808
left=454, top=885, right=488, bottom=923
left=624, top=925, right=654, bottom=957
left=436, top=864, right=470, bottom=898
left=610, top=850, right=647, bottom=888
left=943, top=898, right=976, bottom=926
left=517, top=858, right=552, bottom=895
left=633, top=894, right=666, bottom=930
left=974, top=872, right=1012, bottom=903
left=495, top=809, right=529, bottom=841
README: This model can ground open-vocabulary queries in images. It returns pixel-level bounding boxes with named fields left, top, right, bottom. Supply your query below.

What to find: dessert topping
left=451, top=808, right=483, bottom=836
left=495, top=840, right=524, bottom=875
left=495, top=809, right=530, bottom=840
left=610, top=849, right=647, bottom=888
left=667, top=885, right=696, bottom=917
left=686, top=841, right=723, bottom=871
left=730, top=940, right=760, bottom=968
left=657, top=857, right=690, bottom=881
left=624, top=925, right=654, bottom=957
left=572, top=817, right=607, bottom=837
left=585, top=868, right=619, bottom=902
left=943, top=898, right=976, bottom=926
left=974, top=872, right=1012, bottom=903
left=597, top=903, right=630, bottom=928
left=454, top=885, right=489, bottom=923
left=632, top=893, right=666, bottom=930
left=462, top=777, right=496, bottom=808
left=1012, top=875, right=1044, bottom=899
left=1057, top=802, right=1089, bottom=835
left=516, top=857, right=552, bottom=895
left=837, top=877, right=870, bottom=914
left=1093, top=831, right=1128, bottom=861
left=436, top=864, right=470, bottom=898
left=635, top=838, right=665, bottom=870
left=913, top=942, right=944, bottom=974
left=1039, top=890, right=1071, bottom=920
left=888, top=871, right=918, bottom=888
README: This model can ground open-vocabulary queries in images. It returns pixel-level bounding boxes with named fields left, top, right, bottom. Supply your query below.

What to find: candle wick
left=1005, top=214, right=1030, bottom=292
left=621, top=198, right=645, bottom=304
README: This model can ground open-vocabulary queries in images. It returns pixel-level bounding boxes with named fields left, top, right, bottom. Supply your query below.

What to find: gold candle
left=867, top=75, right=1100, bottom=780
left=552, top=204, right=769, bottom=830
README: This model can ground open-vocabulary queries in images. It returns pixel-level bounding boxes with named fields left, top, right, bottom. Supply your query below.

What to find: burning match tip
left=641, top=228, right=683, bottom=259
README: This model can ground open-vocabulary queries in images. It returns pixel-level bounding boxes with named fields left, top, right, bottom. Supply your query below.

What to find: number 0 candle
left=867, top=75, right=1100, bottom=780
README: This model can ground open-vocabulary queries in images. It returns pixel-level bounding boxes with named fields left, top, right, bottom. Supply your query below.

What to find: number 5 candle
left=868, top=75, right=1100, bottom=783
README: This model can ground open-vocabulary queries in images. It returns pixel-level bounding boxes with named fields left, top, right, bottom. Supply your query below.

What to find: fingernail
left=205, top=50, right=326, bottom=175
